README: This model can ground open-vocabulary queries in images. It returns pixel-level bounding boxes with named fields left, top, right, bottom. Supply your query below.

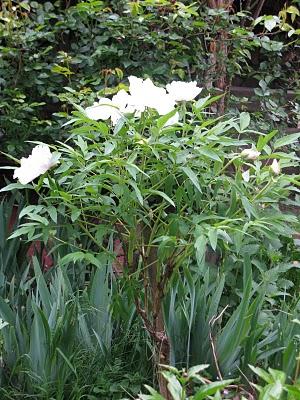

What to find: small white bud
left=270, top=159, right=280, bottom=175
left=242, top=169, right=250, bottom=182
left=241, top=148, right=260, bottom=160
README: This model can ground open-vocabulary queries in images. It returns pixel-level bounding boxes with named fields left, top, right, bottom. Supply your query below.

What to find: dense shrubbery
left=0, top=0, right=299, bottom=154
left=0, top=1, right=299, bottom=399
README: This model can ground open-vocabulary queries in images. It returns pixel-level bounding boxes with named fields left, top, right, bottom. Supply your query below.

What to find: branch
left=134, top=297, right=168, bottom=345
left=253, top=0, right=266, bottom=20
left=209, top=306, right=229, bottom=380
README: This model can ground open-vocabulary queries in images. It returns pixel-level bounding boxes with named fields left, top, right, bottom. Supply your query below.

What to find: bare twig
left=209, top=305, right=229, bottom=380
left=253, top=0, right=266, bottom=19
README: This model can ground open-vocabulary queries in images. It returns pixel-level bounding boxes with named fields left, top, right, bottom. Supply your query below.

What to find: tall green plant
left=0, top=195, right=29, bottom=287
left=2, top=79, right=299, bottom=395
left=164, top=257, right=300, bottom=380
left=0, top=256, right=114, bottom=396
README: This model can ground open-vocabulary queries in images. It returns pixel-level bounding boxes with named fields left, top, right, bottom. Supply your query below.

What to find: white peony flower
left=112, top=89, right=135, bottom=114
left=240, top=148, right=260, bottom=160
left=13, top=144, right=58, bottom=185
left=86, top=95, right=129, bottom=125
left=128, top=76, right=150, bottom=113
left=86, top=77, right=197, bottom=125
left=166, top=81, right=202, bottom=102
left=154, top=94, right=176, bottom=116
left=270, top=159, right=280, bottom=175
left=128, top=76, right=176, bottom=115
left=85, top=98, right=116, bottom=121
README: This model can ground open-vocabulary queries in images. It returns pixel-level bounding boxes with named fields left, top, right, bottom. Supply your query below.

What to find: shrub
left=3, top=77, right=299, bottom=395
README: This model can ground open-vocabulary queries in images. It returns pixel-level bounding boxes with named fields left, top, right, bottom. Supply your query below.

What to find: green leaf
left=268, top=368, right=286, bottom=384
left=187, top=365, right=209, bottom=379
left=264, top=16, right=278, bottom=32
left=208, top=228, right=218, bottom=251
left=59, top=252, right=87, bottom=266
left=71, top=208, right=81, bottom=222
left=161, top=371, right=183, bottom=400
left=286, top=6, right=300, bottom=15
left=26, top=213, right=49, bottom=226
left=77, top=135, right=88, bottom=155
left=194, top=234, right=207, bottom=271
left=8, top=225, right=35, bottom=239
left=33, top=257, right=51, bottom=315
left=129, top=180, right=143, bottom=205
left=0, top=298, right=15, bottom=326
left=126, top=163, right=150, bottom=179
left=56, top=347, right=77, bottom=376
left=197, top=147, right=221, bottom=162
left=273, top=132, right=300, bottom=149
left=257, top=130, right=277, bottom=151
left=239, top=112, right=250, bottom=131
left=157, top=109, right=177, bottom=129
left=146, top=190, right=175, bottom=208
left=104, top=142, right=115, bottom=155
left=241, top=196, right=258, bottom=218
left=217, top=257, right=252, bottom=370
left=195, top=94, right=224, bottom=111
left=0, top=183, right=32, bottom=192
left=29, top=305, right=47, bottom=374
left=19, top=1, right=31, bottom=11
left=47, top=206, right=57, bottom=223
left=194, top=380, right=234, bottom=400
left=19, top=205, right=44, bottom=220
left=85, top=253, right=102, bottom=268
left=284, top=385, right=300, bottom=396
left=248, top=365, right=272, bottom=384
left=181, top=167, right=201, bottom=193
left=140, top=385, right=165, bottom=400
left=258, top=381, right=283, bottom=400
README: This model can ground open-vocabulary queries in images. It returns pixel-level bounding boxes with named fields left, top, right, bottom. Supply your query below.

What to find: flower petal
left=13, top=145, right=57, bottom=185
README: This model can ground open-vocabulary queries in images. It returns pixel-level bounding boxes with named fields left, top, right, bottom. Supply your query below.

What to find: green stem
left=252, top=179, right=274, bottom=201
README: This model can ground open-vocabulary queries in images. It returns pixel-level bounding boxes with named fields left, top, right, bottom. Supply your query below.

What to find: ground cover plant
left=1, top=74, right=299, bottom=398
left=136, top=364, right=300, bottom=399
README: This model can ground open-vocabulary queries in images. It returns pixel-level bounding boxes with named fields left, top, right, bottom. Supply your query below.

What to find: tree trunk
left=155, top=308, right=171, bottom=399
left=147, top=238, right=171, bottom=399
left=133, top=224, right=172, bottom=399
left=207, top=0, right=234, bottom=115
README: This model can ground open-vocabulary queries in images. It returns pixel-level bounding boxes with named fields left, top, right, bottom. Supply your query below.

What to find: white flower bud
left=241, top=148, right=260, bottom=160
left=271, top=159, right=280, bottom=175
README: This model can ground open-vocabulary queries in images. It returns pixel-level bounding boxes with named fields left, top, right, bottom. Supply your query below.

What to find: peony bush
left=3, top=77, right=299, bottom=396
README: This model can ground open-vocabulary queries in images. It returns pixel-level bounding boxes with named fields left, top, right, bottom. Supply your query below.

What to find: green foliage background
left=0, top=0, right=299, bottom=154
left=0, top=1, right=299, bottom=399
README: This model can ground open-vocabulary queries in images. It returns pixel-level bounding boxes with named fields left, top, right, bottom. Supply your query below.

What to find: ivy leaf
left=264, top=16, right=279, bottom=32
